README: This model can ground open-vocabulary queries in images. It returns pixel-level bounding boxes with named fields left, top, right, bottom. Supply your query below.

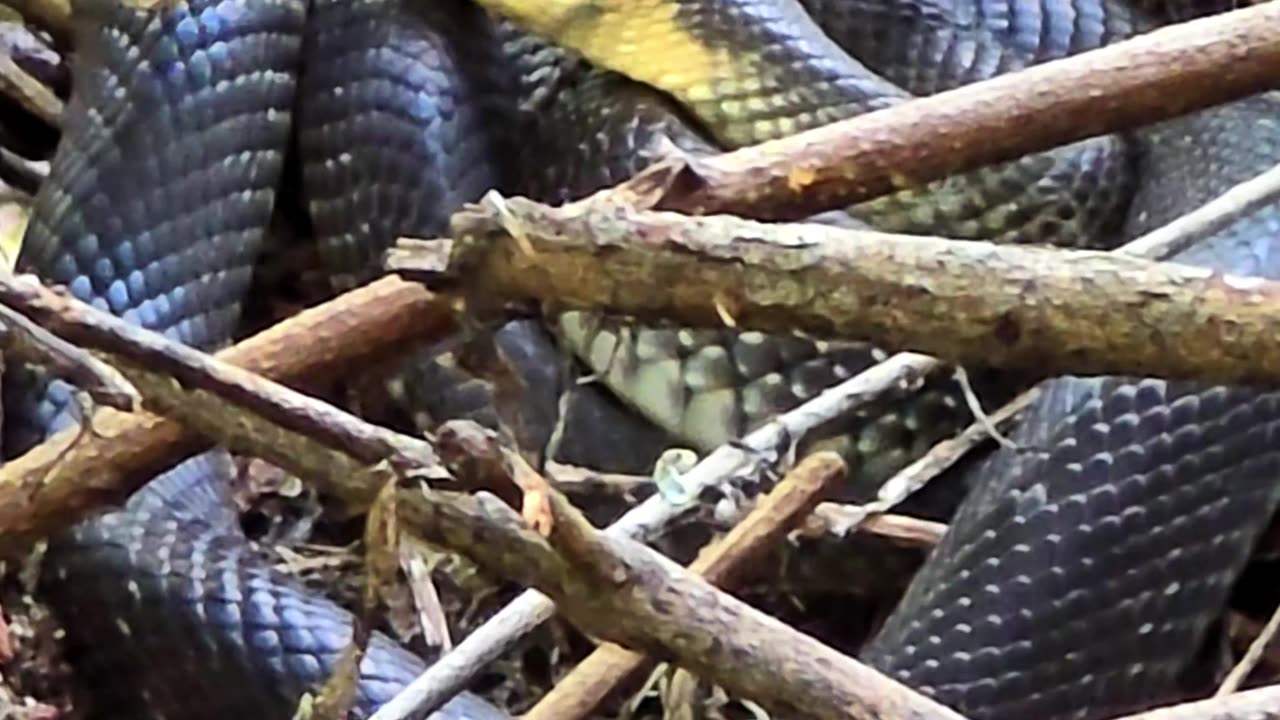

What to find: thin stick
left=804, top=504, right=948, bottom=549
left=0, top=298, right=138, bottom=412
left=638, top=3, right=1280, bottom=219
left=1121, top=163, right=1280, bottom=259
left=0, top=275, right=458, bottom=543
left=1111, top=684, right=1280, bottom=719
left=1216, top=603, right=1280, bottom=696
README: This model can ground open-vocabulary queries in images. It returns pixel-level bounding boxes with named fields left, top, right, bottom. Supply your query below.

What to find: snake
left=2, top=0, right=1278, bottom=718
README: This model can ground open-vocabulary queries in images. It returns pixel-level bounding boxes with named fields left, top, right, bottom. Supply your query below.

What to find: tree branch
left=0, top=274, right=458, bottom=545
left=620, top=2, right=1280, bottom=220
left=411, top=423, right=967, bottom=720
left=393, top=188, right=1280, bottom=387
left=0, top=297, right=138, bottom=412
left=519, top=452, right=844, bottom=720
left=375, top=73, right=1280, bottom=714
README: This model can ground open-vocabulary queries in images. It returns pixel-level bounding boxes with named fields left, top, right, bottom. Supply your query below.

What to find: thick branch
left=413, top=424, right=966, bottom=720
left=0, top=275, right=458, bottom=544
left=523, top=452, right=845, bottom=720
left=625, top=3, right=1280, bottom=220
left=396, top=193, right=1280, bottom=387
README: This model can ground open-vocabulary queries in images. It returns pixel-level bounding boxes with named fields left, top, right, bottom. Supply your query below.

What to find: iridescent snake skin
left=5, top=0, right=1280, bottom=719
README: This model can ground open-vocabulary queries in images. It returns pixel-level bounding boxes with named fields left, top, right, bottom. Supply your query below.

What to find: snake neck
left=481, top=0, right=907, bottom=148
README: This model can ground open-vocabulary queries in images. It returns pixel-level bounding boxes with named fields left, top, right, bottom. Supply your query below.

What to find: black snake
left=5, top=0, right=1279, bottom=718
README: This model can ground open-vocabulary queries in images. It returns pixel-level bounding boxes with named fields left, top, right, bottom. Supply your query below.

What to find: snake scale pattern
left=2, top=0, right=1278, bottom=718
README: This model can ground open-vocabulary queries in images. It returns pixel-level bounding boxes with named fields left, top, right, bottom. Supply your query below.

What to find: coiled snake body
left=6, top=0, right=1279, bottom=718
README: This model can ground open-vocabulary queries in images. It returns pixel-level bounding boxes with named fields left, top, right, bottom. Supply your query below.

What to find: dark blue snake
left=14, top=2, right=509, bottom=718
left=6, top=0, right=1280, bottom=719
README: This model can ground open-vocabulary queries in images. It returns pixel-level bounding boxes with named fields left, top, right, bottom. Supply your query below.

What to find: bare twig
left=0, top=296, right=137, bottom=412
left=1229, top=612, right=1280, bottom=675
left=523, top=452, right=845, bottom=720
left=871, top=388, right=1039, bottom=512
left=0, top=291, right=457, bottom=550
left=0, top=275, right=446, bottom=476
left=1217, top=602, right=1280, bottom=696
left=803, top=503, right=948, bottom=549
left=710, top=386, right=1031, bottom=553
left=0, top=275, right=459, bottom=544
left=1110, top=685, right=1280, bottom=719
left=1122, top=162, right=1280, bottom=260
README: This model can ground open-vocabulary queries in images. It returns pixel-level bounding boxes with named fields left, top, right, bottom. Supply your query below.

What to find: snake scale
left=2, top=0, right=1277, bottom=718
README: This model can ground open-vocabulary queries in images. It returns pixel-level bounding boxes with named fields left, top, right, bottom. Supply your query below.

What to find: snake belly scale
left=4, top=0, right=1279, bottom=719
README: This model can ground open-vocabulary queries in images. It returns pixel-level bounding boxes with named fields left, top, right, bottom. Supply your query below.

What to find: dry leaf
left=399, top=535, right=453, bottom=652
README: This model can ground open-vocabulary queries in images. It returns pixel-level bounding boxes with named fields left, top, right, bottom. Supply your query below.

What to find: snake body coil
left=7, top=0, right=1280, bottom=719
left=492, top=1, right=1280, bottom=716
left=15, top=2, right=509, bottom=718
left=862, top=93, right=1280, bottom=719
